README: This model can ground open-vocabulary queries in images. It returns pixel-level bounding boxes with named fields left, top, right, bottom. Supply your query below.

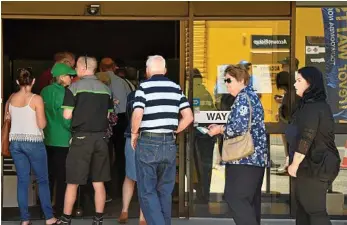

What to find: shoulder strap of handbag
left=223, top=93, right=253, bottom=140
left=244, top=93, right=252, bottom=130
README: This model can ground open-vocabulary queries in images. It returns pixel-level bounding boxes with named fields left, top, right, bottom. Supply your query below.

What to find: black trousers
left=111, top=113, right=128, bottom=196
left=193, top=130, right=216, bottom=202
left=224, top=164, right=265, bottom=225
left=294, top=177, right=331, bottom=225
left=46, top=146, right=69, bottom=216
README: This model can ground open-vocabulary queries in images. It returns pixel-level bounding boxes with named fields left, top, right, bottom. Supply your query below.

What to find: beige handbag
left=222, top=94, right=254, bottom=162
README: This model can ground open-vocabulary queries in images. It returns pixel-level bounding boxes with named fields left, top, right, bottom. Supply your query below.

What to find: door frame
left=184, top=1, right=299, bottom=220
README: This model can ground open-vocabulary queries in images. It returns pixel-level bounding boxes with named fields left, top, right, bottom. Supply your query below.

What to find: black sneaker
left=57, top=216, right=71, bottom=225
left=92, top=216, right=103, bottom=225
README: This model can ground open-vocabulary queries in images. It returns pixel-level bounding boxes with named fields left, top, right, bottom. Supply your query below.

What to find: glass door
left=190, top=19, right=293, bottom=218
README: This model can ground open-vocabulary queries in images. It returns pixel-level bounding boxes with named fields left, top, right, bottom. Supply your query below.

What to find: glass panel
left=191, top=20, right=291, bottom=217
left=296, top=7, right=347, bottom=217
left=331, top=134, right=347, bottom=216
left=296, top=7, right=347, bottom=123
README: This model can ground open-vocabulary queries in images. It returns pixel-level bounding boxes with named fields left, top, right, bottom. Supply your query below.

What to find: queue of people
left=4, top=51, right=341, bottom=225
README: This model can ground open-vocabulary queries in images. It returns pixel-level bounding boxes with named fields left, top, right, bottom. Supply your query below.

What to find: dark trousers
left=193, top=130, right=216, bottom=202
left=224, top=164, right=265, bottom=225
left=294, top=177, right=331, bottom=225
left=111, top=113, right=128, bottom=195
left=46, top=146, right=69, bottom=216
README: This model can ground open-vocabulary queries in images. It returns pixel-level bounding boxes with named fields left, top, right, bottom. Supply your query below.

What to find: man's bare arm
left=176, top=108, right=194, bottom=133
left=131, top=108, right=144, bottom=134
left=63, top=109, right=73, bottom=120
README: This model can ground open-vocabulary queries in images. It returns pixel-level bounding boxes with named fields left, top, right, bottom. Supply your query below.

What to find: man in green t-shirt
left=40, top=63, right=76, bottom=216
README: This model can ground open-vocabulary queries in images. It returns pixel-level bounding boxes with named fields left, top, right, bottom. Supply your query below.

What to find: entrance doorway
left=2, top=19, right=182, bottom=220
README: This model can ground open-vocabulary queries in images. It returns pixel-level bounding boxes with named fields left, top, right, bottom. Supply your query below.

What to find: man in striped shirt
left=131, top=55, right=193, bottom=225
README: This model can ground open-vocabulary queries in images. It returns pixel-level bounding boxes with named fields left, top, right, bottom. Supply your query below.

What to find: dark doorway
left=2, top=19, right=181, bottom=220
left=2, top=19, right=180, bottom=98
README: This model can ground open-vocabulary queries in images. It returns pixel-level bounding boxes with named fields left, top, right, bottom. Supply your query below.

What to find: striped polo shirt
left=62, top=75, right=113, bottom=133
left=133, top=74, right=190, bottom=133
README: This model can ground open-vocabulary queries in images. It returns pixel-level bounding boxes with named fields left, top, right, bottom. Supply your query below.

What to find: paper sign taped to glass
left=194, top=111, right=230, bottom=123
left=251, top=65, right=273, bottom=94
left=216, top=64, right=230, bottom=94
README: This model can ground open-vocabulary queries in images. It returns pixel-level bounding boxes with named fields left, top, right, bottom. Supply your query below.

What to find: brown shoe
left=118, top=212, right=128, bottom=224
left=139, top=220, right=147, bottom=225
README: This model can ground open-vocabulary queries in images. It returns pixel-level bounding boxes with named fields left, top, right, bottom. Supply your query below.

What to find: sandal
left=46, top=218, right=65, bottom=225
left=20, top=222, right=32, bottom=225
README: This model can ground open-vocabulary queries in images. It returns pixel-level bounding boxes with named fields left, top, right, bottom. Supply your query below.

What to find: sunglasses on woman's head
left=224, top=78, right=232, bottom=83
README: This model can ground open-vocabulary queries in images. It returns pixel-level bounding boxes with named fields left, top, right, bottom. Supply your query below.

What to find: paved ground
left=2, top=218, right=347, bottom=225
left=208, top=143, right=347, bottom=195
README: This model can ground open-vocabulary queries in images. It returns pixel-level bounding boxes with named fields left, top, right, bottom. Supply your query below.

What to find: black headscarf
left=291, top=66, right=327, bottom=128
left=297, top=66, right=327, bottom=105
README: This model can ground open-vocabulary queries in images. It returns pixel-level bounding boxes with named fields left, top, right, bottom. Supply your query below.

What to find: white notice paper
left=251, top=65, right=273, bottom=94
left=216, top=65, right=229, bottom=94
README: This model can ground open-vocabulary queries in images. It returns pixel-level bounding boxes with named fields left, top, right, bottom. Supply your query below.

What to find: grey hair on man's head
left=146, top=55, right=166, bottom=74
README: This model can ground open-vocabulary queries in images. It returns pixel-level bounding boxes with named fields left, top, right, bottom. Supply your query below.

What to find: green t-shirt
left=193, top=78, right=216, bottom=111
left=41, top=83, right=71, bottom=147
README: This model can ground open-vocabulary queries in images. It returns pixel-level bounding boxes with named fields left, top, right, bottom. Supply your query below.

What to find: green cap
left=51, top=63, right=76, bottom=77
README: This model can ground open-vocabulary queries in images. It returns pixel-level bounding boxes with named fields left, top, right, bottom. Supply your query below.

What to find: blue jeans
left=10, top=141, right=54, bottom=221
left=135, top=133, right=177, bottom=225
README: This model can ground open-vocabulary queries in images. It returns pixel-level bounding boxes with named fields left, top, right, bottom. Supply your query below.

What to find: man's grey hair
left=146, top=55, right=166, bottom=73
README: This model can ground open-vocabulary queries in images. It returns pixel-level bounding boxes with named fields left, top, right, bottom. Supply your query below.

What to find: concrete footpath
left=2, top=218, right=347, bottom=225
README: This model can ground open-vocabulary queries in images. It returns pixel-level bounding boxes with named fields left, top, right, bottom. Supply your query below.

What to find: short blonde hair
left=53, top=75, right=67, bottom=86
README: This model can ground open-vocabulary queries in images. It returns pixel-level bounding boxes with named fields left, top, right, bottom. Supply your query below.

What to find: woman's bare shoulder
left=32, top=94, right=44, bottom=103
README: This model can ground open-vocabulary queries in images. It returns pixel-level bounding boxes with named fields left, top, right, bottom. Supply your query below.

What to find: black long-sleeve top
left=285, top=100, right=340, bottom=180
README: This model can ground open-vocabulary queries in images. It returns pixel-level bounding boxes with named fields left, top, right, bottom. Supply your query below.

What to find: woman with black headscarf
left=285, top=66, right=341, bottom=225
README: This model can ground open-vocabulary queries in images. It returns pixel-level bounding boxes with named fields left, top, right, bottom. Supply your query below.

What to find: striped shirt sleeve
left=133, top=85, right=146, bottom=109
left=179, top=90, right=190, bottom=110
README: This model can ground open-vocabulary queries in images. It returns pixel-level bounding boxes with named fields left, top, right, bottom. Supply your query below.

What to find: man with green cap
left=40, top=63, right=76, bottom=217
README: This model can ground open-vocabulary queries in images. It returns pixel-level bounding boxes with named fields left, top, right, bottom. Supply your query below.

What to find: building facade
left=1, top=1, right=347, bottom=221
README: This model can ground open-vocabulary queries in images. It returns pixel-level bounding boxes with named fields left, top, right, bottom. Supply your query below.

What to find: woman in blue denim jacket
left=208, top=65, right=268, bottom=225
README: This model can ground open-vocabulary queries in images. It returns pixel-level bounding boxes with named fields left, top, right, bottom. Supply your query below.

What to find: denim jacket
left=223, top=85, right=268, bottom=167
